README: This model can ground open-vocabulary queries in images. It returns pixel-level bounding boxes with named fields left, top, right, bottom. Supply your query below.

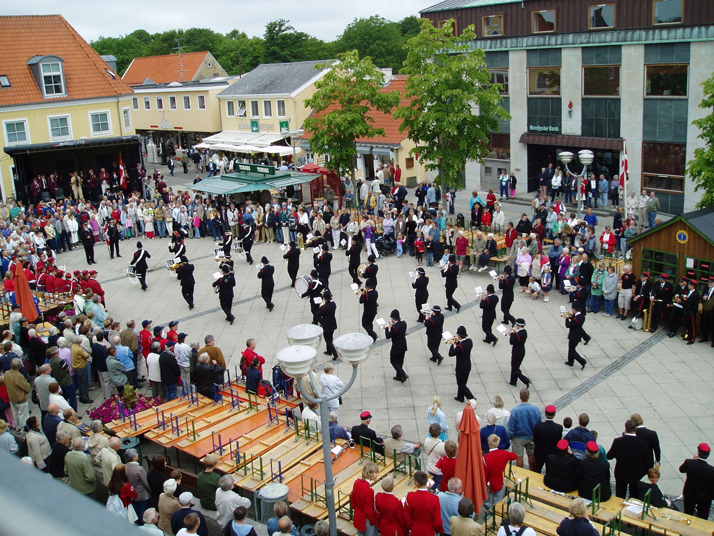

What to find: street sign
left=236, top=163, right=276, bottom=175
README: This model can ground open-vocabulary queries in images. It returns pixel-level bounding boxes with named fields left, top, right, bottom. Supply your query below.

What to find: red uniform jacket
left=352, top=478, right=376, bottom=531
left=404, top=489, right=443, bottom=536
left=484, top=448, right=518, bottom=492
left=375, top=492, right=407, bottom=536
left=505, top=228, right=518, bottom=248
left=167, top=330, right=179, bottom=343
left=80, top=280, right=90, bottom=291
left=45, top=274, right=56, bottom=292
left=86, top=279, right=104, bottom=297
left=140, top=329, right=153, bottom=358
left=241, top=348, right=266, bottom=375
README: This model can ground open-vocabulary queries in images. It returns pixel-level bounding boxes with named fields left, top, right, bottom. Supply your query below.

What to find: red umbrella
left=14, top=265, right=39, bottom=323
left=454, top=403, right=488, bottom=512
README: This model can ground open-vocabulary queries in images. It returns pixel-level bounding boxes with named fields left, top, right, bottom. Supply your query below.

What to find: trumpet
left=355, top=286, right=367, bottom=295
left=622, top=500, right=691, bottom=525
left=170, top=262, right=187, bottom=271
left=443, top=336, right=459, bottom=345
left=560, top=311, right=573, bottom=318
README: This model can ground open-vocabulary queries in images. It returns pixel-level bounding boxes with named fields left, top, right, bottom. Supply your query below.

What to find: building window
left=533, top=10, right=556, bottom=33
left=156, top=96, right=164, bottom=110
left=0, top=75, right=10, bottom=87
left=490, top=69, right=509, bottom=95
left=488, top=133, right=511, bottom=160
left=250, top=100, right=259, bottom=118
left=685, top=258, right=712, bottom=289
left=227, top=101, right=235, bottom=117
left=183, top=96, right=191, bottom=110
left=48, top=115, right=71, bottom=140
left=642, top=142, right=686, bottom=193
left=169, top=96, right=177, bottom=110
left=277, top=100, right=286, bottom=117
left=528, top=98, right=562, bottom=133
left=263, top=100, right=272, bottom=118
left=4, top=120, right=28, bottom=144
left=483, top=15, right=504, bottom=37
left=90, top=111, right=111, bottom=136
left=583, top=66, right=620, bottom=96
left=582, top=98, right=621, bottom=138
left=132, top=97, right=139, bottom=110
left=642, top=248, right=678, bottom=279
left=198, top=95, right=206, bottom=110
left=646, top=64, right=688, bottom=96
left=41, top=62, right=65, bottom=96
left=237, top=100, right=247, bottom=117
left=144, top=96, right=151, bottom=110
left=589, top=4, right=616, bottom=30
left=122, top=108, right=132, bottom=131
left=654, top=0, right=683, bottom=25
left=437, top=19, right=458, bottom=36
left=529, top=68, right=561, bottom=95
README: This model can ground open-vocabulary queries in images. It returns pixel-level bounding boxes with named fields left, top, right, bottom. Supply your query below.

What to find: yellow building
left=0, top=15, right=139, bottom=202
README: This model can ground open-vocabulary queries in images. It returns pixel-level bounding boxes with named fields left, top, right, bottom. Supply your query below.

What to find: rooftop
left=0, top=15, right=133, bottom=107
left=122, top=51, right=213, bottom=85
left=218, top=60, right=332, bottom=98
left=421, top=0, right=522, bottom=13
left=629, top=206, right=714, bottom=247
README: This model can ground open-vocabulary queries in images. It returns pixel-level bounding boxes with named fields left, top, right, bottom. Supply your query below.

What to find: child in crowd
left=426, top=234, right=435, bottom=267
left=396, top=233, right=405, bottom=258
left=414, top=231, right=425, bottom=266
left=541, top=265, right=553, bottom=303
left=562, top=417, right=573, bottom=438
left=436, top=440, right=458, bottom=492
left=526, top=276, right=541, bottom=299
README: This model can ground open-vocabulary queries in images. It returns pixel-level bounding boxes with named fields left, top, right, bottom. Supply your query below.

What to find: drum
left=126, top=266, right=139, bottom=285
left=294, top=275, right=312, bottom=298
left=631, top=316, right=644, bottom=330
left=214, top=247, right=224, bottom=261
left=234, top=240, right=246, bottom=260
left=165, top=259, right=178, bottom=278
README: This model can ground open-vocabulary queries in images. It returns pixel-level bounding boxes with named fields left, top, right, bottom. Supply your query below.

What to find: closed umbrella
left=14, top=265, right=39, bottom=323
left=454, top=403, right=488, bottom=512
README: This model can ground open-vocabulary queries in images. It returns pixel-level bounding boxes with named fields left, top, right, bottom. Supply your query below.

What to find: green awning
left=190, top=170, right=317, bottom=196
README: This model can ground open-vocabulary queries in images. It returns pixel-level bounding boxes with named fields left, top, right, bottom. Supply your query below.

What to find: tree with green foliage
left=396, top=19, right=510, bottom=189
left=263, top=19, right=311, bottom=64
left=304, top=51, right=400, bottom=179
left=688, top=72, right=714, bottom=208
left=338, top=16, right=406, bottom=71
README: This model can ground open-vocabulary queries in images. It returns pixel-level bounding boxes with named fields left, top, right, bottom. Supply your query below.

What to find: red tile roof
left=303, top=75, right=411, bottom=145
left=0, top=15, right=133, bottom=107
left=122, top=51, right=211, bottom=85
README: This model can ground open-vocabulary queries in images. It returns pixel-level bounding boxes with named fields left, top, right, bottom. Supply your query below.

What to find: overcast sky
left=8, top=0, right=429, bottom=42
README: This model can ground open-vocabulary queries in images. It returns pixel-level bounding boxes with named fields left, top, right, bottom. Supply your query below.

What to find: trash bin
left=256, top=483, right=290, bottom=524
left=456, top=213, right=465, bottom=228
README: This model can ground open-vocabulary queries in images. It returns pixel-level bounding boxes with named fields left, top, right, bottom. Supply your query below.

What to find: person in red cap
left=351, top=411, right=384, bottom=455
left=544, top=439, right=581, bottom=493
left=649, top=273, right=674, bottom=334
left=578, top=441, right=612, bottom=502
left=699, top=277, right=714, bottom=345
left=79, top=270, right=90, bottom=291
left=533, top=405, right=563, bottom=473
left=629, top=272, right=652, bottom=329
left=682, top=279, right=700, bottom=344
left=679, top=443, right=714, bottom=519
left=86, top=271, right=105, bottom=303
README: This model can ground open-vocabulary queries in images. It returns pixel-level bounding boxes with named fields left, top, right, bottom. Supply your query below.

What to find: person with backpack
left=497, top=502, right=536, bottom=536
left=240, top=339, right=265, bottom=378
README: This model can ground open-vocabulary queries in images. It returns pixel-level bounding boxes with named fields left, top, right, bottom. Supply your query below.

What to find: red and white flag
left=619, top=140, right=628, bottom=187
left=119, top=155, right=127, bottom=190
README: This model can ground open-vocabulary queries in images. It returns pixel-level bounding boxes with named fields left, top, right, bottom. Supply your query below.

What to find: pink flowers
left=88, top=393, right=162, bottom=424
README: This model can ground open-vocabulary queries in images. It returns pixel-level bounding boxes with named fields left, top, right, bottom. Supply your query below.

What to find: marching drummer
left=242, top=221, right=254, bottom=265
left=130, top=241, right=151, bottom=291
left=363, top=255, right=378, bottom=287
left=359, top=278, right=379, bottom=341
left=257, top=256, right=275, bottom=312
left=301, top=269, right=323, bottom=325
left=213, top=264, right=236, bottom=325
left=218, top=229, right=233, bottom=259
left=315, top=244, right=333, bottom=290
left=283, top=240, right=300, bottom=287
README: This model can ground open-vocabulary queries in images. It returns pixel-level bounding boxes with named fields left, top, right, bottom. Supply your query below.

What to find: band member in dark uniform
left=346, top=238, right=362, bottom=286
left=79, top=221, right=95, bottom=265
left=283, top=240, right=300, bottom=287
left=301, top=270, right=323, bottom=325
left=649, top=273, right=674, bottom=334
left=172, top=226, right=188, bottom=242
left=385, top=309, right=408, bottom=383
left=359, top=278, right=379, bottom=341
left=242, top=222, right=254, bottom=264
left=218, top=230, right=233, bottom=259
left=363, top=255, right=378, bottom=287
left=315, top=244, right=333, bottom=290
left=499, top=265, right=516, bottom=326
left=441, top=254, right=461, bottom=312
left=175, top=255, right=195, bottom=309
left=130, top=241, right=151, bottom=291
left=449, top=326, right=474, bottom=402
left=318, top=289, right=337, bottom=358
left=480, top=284, right=499, bottom=346
left=107, top=220, right=121, bottom=259
left=412, top=267, right=429, bottom=322
left=212, top=264, right=236, bottom=324
left=565, top=301, right=587, bottom=369
left=424, top=305, right=444, bottom=364
left=629, top=272, right=652, bottom=329
left=683, top=278, right=700, bottom=345
left=257, top=256, right=275, bottom=312
left=668, top=277, right=688, bottom=337
left=509, top=318, right=530, bottom=388
left=679, top=442, right=714, bottom=519
left=700, top=277, right=714, bottom=345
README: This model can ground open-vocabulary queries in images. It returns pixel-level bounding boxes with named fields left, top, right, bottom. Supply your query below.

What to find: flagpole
left=622, top=140, right=628, bottom=218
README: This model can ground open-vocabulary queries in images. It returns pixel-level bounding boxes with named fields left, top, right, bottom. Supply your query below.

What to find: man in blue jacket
left=508, top=388, right=542, bottom=470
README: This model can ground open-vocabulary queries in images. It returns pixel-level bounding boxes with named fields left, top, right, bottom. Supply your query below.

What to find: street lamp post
left=276, top=332, right=374, bottom=536
left=558, top=149, right=594, bottom=221
left=288, top=129, right=305, bottom=170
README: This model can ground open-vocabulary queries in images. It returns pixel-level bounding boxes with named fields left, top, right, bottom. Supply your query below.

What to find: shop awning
left=190, top=166, right=317, bottom=196
left=202, top=131, right=263, bottom=145
left=518, top=133, right=624, bottom=151
left=356, top=145, right=395, bottom=156
left=3, top=135, right=140, bottom=155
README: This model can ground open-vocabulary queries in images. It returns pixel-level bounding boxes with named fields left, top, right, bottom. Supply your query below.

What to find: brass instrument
left=644, top=298, right=655, bottom=332
left=357, top=264, right=368, bottom=278
left=298, top=233, right=305, bottom=251
left=560, top=311, right=573, bottom=318
left=169, top=262, right=187, bottom=271
left=443, top=335, right=460, bottom=345
left=355, top=286, right=367, bottom=296
left=622, top=500, right=691, bottom=525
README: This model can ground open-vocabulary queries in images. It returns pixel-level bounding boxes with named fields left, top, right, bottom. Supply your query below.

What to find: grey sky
left=7, top=0, right=428, bottom=42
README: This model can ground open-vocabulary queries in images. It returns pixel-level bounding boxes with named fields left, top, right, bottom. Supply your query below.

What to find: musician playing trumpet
left=424, top=305, right=444, bottom=364
left=480, top=284, right=499, bottom=346
left=301, top=269, right=323, bottom=325
left=318, top=289, right=338, bottom=358
left=448, top=326, right=474, bottom=402
left=175, top=255, right=195, bottom=310
left=257, top=256, right=275, bottom=312
left=667, top=276, right=688, bottom=338
left=698, top=277, right=714, bottom=345
left=363, top=255, right=378, bottom=287
left=682, top=279, right=700, bottom=345
left=385, top=309, right=408, bottom=383
left=217, top=230, right=232, bottom=259
left=346, top=236, right=362, bottom=287
left=283, top=240, right=300, bottom=288
left=509, top=319, right=530, bottom=388
left=359, top=278, right=379, bottom=341
left=412, top=267, right=429, bottom=322
left=649, top=273, right=673, bottom=334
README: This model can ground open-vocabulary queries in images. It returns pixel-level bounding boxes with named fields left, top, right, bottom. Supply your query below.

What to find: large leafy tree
left=304, top=50, right=400, bottom=179
left=338, top=16, right=406, bottom=71
left=263, top=19, right=310, bottom=64
left=688, top=72, right=714, bottom=208
left=396, top=19, right=510, bottom=188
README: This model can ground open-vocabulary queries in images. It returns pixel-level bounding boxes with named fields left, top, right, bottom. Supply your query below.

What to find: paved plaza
left=70, top=167, right=714, bottom=499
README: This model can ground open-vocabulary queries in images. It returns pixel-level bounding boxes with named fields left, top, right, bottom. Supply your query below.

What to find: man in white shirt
left=301, top=402, right=321, bottom=433
left=100, top=437, right=122, bottom=485
left=227, top=203, right=240, bottom=239
left=638, top=189, right=649, bottom=224
left=174, top=333, right=192, bottom=389
left=215, top=475, right=251, bottom=526
left=146, top=342, right=164, bottom=399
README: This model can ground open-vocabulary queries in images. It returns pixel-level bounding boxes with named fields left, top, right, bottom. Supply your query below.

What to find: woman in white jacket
left=65, top=214, right=79, bottom=246
left=25, top=416, right=51, bottom=471
left=320, top=363, right=344, bottom=415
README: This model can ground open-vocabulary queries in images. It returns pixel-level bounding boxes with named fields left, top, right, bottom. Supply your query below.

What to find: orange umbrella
left=14, top=265, right=39, bottom=322
left=454, top=403, right=488, bottom=512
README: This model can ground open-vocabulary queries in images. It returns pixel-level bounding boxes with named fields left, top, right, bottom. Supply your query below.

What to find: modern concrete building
left=420, top=0, right=714, bottom=213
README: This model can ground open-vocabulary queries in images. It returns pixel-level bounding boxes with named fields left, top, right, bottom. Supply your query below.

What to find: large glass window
left=488, top=133, right=510, bottom=160
left=589, top=4, right=616, bottom=30
left=582, top=98, right=621, bottom=138
left=41, top=62, right=64, bottom=96
left=49, top=116, right=70, bottom=139
left=532, top=10, right=556, bottom=33
left=156, top=96, right=164, bottom=110
left=198, top=95, right=206, bottom=110
left=646, top=64, right=688, bottom=96
left=490, top=69, right=509, bottom=95
left=263, top=100, right=272, bottom=118
left=144, top=96, right=151, bottom=110
left=183, top=95, right=191, bottom=110
left=642, top=142, right=686, bottom=193
left=642, top=248, right=678, bottom=279
left=4, top=121, right=28, bottom=144
left=654, top=0, right=682, bottom=25
left=583, top=66, right=620, bottom=96
left=90, top=112, right=111, bottom=135
left=437, top=19, right=458, bottom=36
left=132, top=97, right=139, bottom=110
left=686, top=258, right=712, bottom=289
left=529, top=68, right=561, bottom=95
left=483, top=15, right=504, bottom=37
left=169, top=96, right=177, bottom=110
left=277, top=100, right=286, bottom=117
left=227, top=101, right=235, bottom=117
left=123, top=108, right=132, bottom=131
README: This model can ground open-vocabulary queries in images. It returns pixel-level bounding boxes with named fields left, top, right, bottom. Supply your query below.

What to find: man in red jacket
left=404, top=471, right=443, bottom=536
left=86, top=270, right=105, bottom=302
left=352, top=462, right=379, bottom=536
left=375, top=476, right=407, bottom=536
left=484, top=434, right=518, bottom=509
left=140, top=320, right=154, bottom=359
left=241, top=339, right=266, bottom=375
